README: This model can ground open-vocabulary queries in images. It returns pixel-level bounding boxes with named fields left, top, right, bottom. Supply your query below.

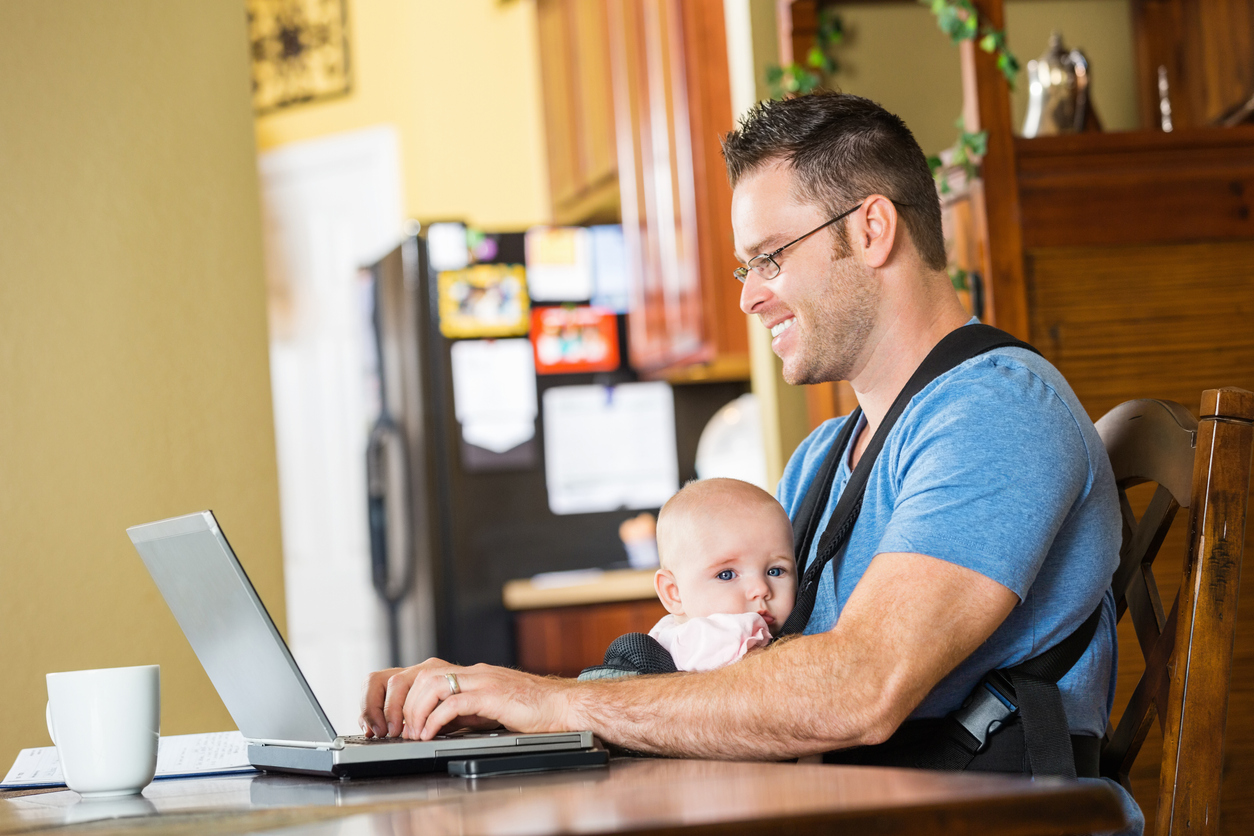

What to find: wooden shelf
left=1016, top=126, right=1254, bottom=249
left=503, top=568, right=658, bottom=610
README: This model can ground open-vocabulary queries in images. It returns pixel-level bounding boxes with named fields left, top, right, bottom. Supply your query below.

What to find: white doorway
left=258, top=125, right=428, bottom=733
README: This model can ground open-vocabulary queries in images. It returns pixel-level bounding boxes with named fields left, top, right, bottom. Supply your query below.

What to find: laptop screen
left=129, top=511, right=339, bottom=745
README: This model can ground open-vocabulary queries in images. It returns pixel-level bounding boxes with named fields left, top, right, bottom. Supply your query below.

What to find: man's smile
left=769, top=317, right=795, bottom=339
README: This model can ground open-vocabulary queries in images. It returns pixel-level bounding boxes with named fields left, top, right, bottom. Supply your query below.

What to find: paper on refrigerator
left=524, top=226, right=593, bottom=301
left=589, top=224, right=629, bottom=313
left=542, top=382, right=679, bottom=515
left=450, top=339, right=537, bottom=454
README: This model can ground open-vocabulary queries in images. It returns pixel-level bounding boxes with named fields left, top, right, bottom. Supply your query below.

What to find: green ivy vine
left=923, top=0, right=1019, bottom=191
left=764, top=1, right=1020, bottom=193
left=765, top=8, right=844, bottom=99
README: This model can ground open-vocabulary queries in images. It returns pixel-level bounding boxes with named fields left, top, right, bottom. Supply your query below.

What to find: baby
left=649, top=478, right=797, bottom=672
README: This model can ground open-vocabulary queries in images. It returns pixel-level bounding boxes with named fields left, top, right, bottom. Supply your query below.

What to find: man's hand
left=359, top=658, right=572, bottom=740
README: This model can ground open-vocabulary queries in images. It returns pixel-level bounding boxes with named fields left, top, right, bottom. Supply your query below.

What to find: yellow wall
left=255, top=0, right=551, bottom=230
left=824, top=0, right=1137, bottom=156
left=0, top=1, right=284, bottom=768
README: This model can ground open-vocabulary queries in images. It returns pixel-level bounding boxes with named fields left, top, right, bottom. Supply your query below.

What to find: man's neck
left=846, top=296, right=970, bottom=467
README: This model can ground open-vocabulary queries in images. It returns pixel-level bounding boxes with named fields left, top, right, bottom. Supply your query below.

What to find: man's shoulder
left=905, top=345, right=1088, bottom=435
left=890, top=345, right=1104, bottom=499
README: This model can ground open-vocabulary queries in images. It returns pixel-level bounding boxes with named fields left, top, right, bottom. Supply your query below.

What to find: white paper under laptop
left=127, top=511, right=592, bottom=778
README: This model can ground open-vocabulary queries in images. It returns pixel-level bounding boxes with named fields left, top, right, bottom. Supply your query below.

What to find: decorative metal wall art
left=249, top=0, right=351, bottom=114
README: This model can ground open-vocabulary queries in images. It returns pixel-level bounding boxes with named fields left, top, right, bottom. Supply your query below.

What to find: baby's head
left=654, top=478, right=796, bottom=635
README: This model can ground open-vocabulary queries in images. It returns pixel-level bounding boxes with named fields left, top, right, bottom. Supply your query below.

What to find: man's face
left=667, top=503, right=797, bottom=635
left=733, top=162, right=879, bottom=385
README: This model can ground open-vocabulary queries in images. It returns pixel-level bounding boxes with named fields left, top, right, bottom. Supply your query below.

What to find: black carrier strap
left=909, top=602, right=1104, bottom=777
left=782, top=324, right=1104, bottom=778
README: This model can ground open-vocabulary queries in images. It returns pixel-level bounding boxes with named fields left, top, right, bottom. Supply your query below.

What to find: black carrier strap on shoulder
left=782, top=324, right=1104, bottom=778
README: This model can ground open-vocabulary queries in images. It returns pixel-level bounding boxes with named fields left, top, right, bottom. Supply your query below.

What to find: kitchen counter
left=502, top=568, right=664, bottom=677
left=502, top=568, right=657, bottom=611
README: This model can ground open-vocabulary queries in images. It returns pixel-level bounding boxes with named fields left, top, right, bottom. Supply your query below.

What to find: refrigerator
left=364, top=228, right=749, bottom=668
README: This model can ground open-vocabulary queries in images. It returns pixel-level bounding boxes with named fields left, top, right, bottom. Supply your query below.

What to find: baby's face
left=666, top=504, right=796, bottom=635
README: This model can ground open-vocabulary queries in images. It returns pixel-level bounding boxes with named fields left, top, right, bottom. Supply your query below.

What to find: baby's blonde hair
left=656, top=478, right=792, bottom=570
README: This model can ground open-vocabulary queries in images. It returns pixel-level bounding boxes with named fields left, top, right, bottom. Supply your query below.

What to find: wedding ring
left=445, top=673, right=461, bottom=697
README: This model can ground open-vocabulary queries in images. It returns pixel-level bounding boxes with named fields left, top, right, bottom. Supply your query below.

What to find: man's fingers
left=382, top=668, right=420, bottom=737
left=422, top=692, right=478, bottom=740
left=359, top=668, right=401, bottom=738
left=400, top=670, right=447, bottom=740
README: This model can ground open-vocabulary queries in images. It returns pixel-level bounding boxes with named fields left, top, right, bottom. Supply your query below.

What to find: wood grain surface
left=0, top=758, right=1126, bottom=836
left=1016, top=128, right=1254, bottom=250
left=1028, top=243, right=1254, bottom=834
left=514, top=598, right=669, bottom=676
left=1158, top=390, right=1254, bottom=835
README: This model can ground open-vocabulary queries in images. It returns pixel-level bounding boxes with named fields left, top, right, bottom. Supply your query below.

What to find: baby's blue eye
left=767, top=567, right=785, bottom=577
left=716, top=569, right=735, bottom=581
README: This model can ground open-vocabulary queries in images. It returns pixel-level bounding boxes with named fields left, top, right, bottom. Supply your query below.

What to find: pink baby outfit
left=648, top=612, right=771, bottom=672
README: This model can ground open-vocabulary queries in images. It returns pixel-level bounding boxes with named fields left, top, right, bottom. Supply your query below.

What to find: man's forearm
left=562, top=633, right=886, bottom=760
left=556, top=553, right=1018, bottom=760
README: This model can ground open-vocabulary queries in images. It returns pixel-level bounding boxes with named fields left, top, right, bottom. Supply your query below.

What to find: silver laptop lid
left=128, top=511, right=338, bottom=745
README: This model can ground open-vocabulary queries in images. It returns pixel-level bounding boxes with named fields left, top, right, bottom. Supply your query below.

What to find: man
left=359, top=92, right=1121, bottom=769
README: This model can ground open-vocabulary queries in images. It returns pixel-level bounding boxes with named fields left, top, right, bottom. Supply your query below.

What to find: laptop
left=128, top=511, right=594, bottom=778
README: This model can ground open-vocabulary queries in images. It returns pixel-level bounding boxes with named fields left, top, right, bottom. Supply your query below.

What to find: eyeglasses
left=733, top=201, right=864, bottom=283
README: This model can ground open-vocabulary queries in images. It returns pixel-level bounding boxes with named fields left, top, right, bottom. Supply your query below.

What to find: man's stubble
left=781, top=235, right=879, bottom=387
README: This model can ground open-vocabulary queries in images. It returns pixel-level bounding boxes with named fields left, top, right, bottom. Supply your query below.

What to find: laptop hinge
left=247, top=737, right=344, bottom=750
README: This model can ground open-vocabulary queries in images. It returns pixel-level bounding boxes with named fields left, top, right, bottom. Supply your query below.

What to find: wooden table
left=0, top=757, right=1127, bottom=836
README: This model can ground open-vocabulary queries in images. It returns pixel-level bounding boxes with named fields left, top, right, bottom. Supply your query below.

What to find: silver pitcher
left=1022, top=32, right=1099, bottom=137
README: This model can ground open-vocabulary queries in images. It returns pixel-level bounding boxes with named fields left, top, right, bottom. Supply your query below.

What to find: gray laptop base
left=248, top=732, right=592, bottom=779
left=128, top=510, right=592, bottom=778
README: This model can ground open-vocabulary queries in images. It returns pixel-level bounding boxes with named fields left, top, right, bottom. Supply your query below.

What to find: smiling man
left=359, top=93, right=1124, bottom=793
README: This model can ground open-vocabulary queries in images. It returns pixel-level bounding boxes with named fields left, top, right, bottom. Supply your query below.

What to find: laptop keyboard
left=342, top=730, right=487, bottom=745
left=341, top=734, right=415, bottom=744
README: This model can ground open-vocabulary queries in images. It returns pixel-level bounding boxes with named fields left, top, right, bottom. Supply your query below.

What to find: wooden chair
left=1095, top=388, right=1254, bottom=835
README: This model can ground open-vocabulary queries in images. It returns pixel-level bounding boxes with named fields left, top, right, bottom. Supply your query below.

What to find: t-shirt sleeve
left=875, top=358, right=1091, bottom=600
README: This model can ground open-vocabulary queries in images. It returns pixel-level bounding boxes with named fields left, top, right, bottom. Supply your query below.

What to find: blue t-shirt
left=777, top=344, right=1122, bottom=736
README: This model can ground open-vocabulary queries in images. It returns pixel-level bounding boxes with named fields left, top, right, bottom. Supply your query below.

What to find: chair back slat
left=1125, top=568, right=1166, bottom=658
left=1156, top=388, right=1254, bottom=836
left=1096, top=399, right=1198, bottom=505
left=1097, top=390, right=1254, bottom=835
left=1111, top=485, right=1179, bottom=620
left=1096, top=399, right=1199, bottom=793
left=1102, top=594, right=1178, bottom=783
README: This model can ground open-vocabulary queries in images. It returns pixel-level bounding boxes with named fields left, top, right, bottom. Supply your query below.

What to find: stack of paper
left=1, top=731, right=255, bottom=790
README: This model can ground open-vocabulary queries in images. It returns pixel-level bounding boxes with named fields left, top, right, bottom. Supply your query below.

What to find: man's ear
left=857, top=194, right=899, bottom=269
left=654, top=568, right=685, bottom=616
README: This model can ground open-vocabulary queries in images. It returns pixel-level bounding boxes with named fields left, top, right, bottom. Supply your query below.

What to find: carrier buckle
left=953, top=671, right=1018, bottom=753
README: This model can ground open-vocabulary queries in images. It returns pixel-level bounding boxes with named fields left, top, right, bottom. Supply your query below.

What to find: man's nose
left=739, top=270, right=771, bottom=315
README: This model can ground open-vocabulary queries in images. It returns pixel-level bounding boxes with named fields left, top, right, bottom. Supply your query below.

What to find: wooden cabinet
left=607, top=0, right=748, bottom=379
left=1133, top=0, right=1254, bottom=130
left=536, top=0, right=621, bottom=225
left=515, top=599, right=669, bottom=677
left=535, top=0, right=750, bottom=381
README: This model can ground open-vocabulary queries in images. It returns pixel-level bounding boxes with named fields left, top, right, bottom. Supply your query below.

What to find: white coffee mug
left=45, top=665, right=160, bottom=797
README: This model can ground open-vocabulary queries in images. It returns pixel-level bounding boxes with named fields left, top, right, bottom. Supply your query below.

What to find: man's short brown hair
left=721, top=91, right=946, bottom=271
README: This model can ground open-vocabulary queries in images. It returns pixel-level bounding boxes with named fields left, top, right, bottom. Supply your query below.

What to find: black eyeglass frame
left=733, top=198, right=910, bottom=283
